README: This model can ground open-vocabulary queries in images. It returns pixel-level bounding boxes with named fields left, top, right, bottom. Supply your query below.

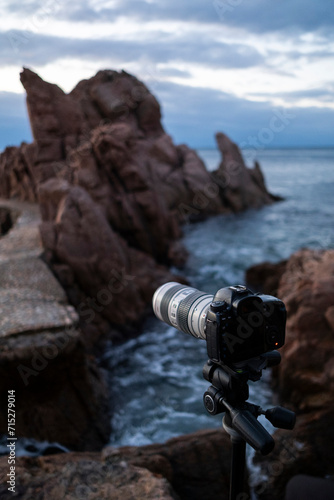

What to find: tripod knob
left=203, top=386, right=225, bottom=415
left=265, top=406, right=296, bottom=430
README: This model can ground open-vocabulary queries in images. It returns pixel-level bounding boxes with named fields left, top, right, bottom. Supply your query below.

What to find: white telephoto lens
left=152, top=282, right=213, bottom=340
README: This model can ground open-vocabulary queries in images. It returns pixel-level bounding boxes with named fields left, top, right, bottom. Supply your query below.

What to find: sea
left=1, top=148, right=334, bottom=464
left=103, top=147, right=334, bottom=449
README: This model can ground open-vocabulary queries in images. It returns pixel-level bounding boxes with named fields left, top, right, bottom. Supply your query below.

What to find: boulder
left=245, top=259, right=288, bottom=295
left=274, top=249, right=334, bottom=411
left=0, top=453, right=179, bottom=500
left=0, top=428, right=233, bottom=500
left=104, top=428, right=235, bottom=500
left=247, top=249, right=334, bottom=499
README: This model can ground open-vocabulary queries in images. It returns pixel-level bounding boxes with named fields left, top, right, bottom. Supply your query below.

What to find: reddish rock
left=0, top=429, right=233, bottom=500
left=275, top=249, right=334, bottom=411
left=249, top=249, right=334, bottom=499
left=213, top=132, right=282, bottom=212
left=106, top=428, right=235, bottom=500
left=0, top=453, right=179, bottom=500
left=245, top=259, right=288, bottom=295
left=38, top=179, right=180, bottom=342
left=0, top=329, right=111, bottom=451
left=0, top=143, right=37, bottom=201
left=0, top=68, right=280, bottom=345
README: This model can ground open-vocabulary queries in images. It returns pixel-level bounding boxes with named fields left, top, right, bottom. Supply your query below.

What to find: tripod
left=203, top=352, right=296, bottom=500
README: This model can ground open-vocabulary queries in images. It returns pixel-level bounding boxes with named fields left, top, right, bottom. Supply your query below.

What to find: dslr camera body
left=153, top=281, right=295, bottom=466
left=153, top=282, right=286, bottom=367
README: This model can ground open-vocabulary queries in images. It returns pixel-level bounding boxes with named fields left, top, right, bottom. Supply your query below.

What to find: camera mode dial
left=210, top=301, right=226, bottom=312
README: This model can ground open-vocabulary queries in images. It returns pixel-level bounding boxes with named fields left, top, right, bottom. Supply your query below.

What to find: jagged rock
left=212, top=132, right=282, bottom=212
left=247, top=249, right=334, bottom=499
left=0, top=68, right=280, bottom=343
left=0, top=143, right=37, bottom=201
left=0, top=199, right=111, bottom=450
left=38, top=179, right=180, bottom=342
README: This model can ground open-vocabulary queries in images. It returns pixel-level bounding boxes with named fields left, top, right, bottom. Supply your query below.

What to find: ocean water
left=104, top=148, right=334, bottom=447
left=1, top=148, right=333, bottom=459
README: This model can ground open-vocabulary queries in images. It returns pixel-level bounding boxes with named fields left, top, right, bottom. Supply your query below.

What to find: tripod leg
left=230, top=437, right=246, bottom=500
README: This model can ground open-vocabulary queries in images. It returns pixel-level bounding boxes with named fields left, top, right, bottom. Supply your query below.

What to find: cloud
left=152, top=80, right=334, bottom=148
left=4, top=0, right=334, bottom=34
left=247, top=86, right=334, bottom=105
left=43, top=0, right=334, bottom=34
left=0, top=29, right=264, bottom=70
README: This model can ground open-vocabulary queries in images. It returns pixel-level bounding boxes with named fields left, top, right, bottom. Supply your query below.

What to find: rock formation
left=0, top=68, right=279, bottom=344
left=212, top=132, right=282, bottom=212
left=247, top=249, right=334, bottom=499
left=0, top=429, right=233, bottom=500
left=0, top=199, right=111, bottom=450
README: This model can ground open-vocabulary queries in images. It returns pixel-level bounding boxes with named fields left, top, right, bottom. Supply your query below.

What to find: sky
left=0, top=0, right=333, bottom=151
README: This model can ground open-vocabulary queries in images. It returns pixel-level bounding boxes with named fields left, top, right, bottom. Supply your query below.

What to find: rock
left=0, top=143, right=37, bottom=201
left=274, top=249, right=334, bottom=411
left=38, top=179, right=181, bottom=343
left=0, top=207, right=13, bottom=236
left=105, top=428, right=235, bottom=500
left=248, top=249, right=334, bottom=499
left=0, top=429, right=233, bottom=500
left=0, top=453, right=179, bottom=500
left=212, top=132, right=282, bottom=212
left=0, top=68, right=280, bottom=345
left=245, top=259, right=288, bottom=295
left=0, top=199, right=111, bottom=450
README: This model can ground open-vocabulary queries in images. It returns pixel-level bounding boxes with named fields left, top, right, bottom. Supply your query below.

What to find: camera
left=153, top=282, right=286, bottom=365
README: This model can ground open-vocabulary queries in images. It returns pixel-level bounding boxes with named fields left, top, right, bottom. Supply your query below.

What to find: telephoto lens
left=152, top=282, right=213, bottom=340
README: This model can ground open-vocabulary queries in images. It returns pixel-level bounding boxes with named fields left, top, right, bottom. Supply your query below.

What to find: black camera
left=153, top=283, right=286, bottom=365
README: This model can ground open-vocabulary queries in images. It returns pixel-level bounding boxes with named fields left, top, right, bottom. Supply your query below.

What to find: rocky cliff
left=247, top=249, right=334, bottom=499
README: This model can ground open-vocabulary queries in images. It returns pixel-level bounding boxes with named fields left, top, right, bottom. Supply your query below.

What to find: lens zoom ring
left=160, top=284, right=186, bottom=326
left=178, top=291, right=207, bottom=335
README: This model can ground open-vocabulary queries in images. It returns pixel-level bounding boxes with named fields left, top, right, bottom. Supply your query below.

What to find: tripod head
left=202, top=353, right=296, bottom=455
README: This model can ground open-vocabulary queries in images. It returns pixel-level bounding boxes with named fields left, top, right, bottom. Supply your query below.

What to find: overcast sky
left=0, top=0, right=333, bottom=151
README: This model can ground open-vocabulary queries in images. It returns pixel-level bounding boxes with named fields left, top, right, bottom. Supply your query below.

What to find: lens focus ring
left=178, top=291, right=209, bottom=335
left=160, top=284, right=186, bottom=326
